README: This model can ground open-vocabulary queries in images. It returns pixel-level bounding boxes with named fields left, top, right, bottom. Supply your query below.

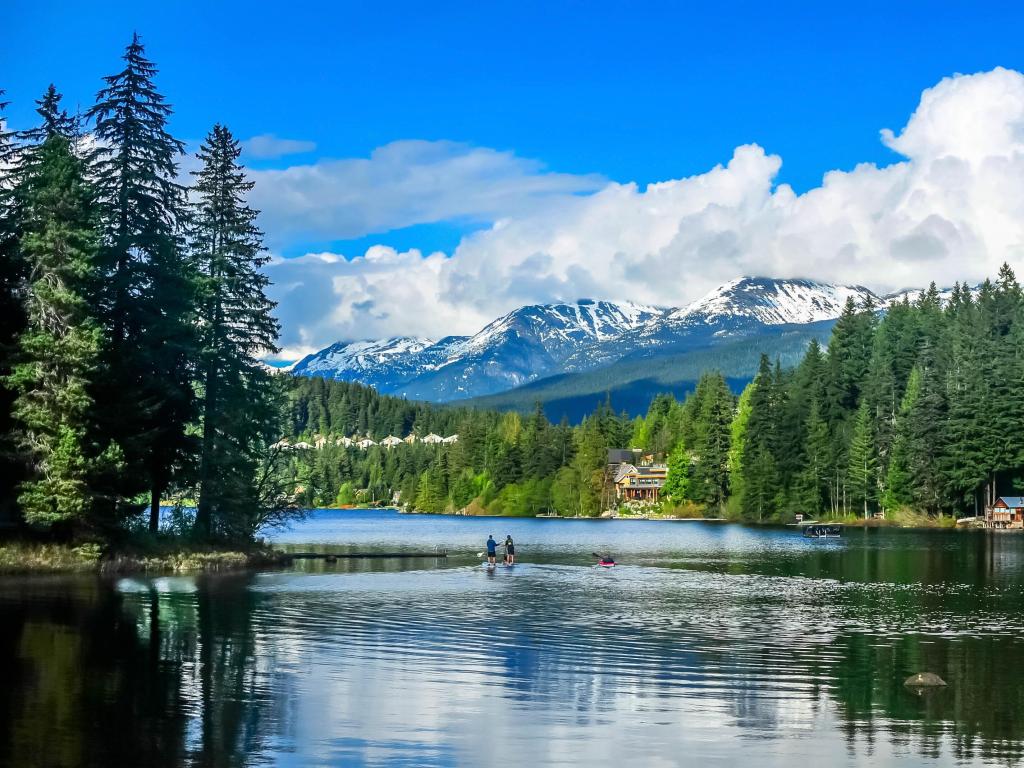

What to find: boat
left=802, top=524, right=842, bottom=539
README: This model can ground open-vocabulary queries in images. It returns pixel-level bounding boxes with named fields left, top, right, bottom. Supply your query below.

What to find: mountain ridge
left=288, top=277, right=915, bottom=403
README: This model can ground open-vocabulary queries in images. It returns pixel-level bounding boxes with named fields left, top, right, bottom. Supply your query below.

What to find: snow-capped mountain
left=395, top=299, right=664, bottom=400
left=290, top=278, right=891, bottom=401
left=291, top=336, right=468, bottom=390
left=672, top=277, right=876, bottom=326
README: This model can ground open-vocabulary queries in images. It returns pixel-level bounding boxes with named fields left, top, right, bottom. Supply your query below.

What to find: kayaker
left=485, top=535, right=497, bottom=565
left=504, top=535, right=515, bottom=565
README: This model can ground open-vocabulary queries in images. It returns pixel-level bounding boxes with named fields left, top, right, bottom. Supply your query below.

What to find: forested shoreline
left=285, top=272, right=1024, bottom=523
left=2, top=37, right=1022, bottom=557
left=0, top=36, right=295, bottom=547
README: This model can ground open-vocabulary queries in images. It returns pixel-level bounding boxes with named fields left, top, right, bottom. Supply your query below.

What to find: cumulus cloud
left=243, top=133, right=317, bottom=159
left=250, top=139, right=606, bottom=247
left=266, top=67, right=1024, bottom=358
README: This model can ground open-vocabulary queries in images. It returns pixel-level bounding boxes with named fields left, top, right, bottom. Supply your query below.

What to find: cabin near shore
left=605, top=448, right=669, bottom=504
left=985, top=496, right=1024, bottom=529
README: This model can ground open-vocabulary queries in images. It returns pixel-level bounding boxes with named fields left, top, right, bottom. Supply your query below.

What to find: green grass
left=0, top=538, right=286, bottom=575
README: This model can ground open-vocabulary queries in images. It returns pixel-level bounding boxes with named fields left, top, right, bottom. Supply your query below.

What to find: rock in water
left=904, top=672, right=947, bottom=687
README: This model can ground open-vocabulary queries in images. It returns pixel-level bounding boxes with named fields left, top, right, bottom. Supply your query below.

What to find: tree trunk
left=149, top=485, right=160, bottom=533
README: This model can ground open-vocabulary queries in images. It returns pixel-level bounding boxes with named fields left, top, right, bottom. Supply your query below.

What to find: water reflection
left=3, top=519, right=1024, bottom=766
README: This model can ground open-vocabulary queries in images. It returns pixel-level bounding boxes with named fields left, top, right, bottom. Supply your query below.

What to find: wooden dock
left=285, top=549, right=448, bottom=561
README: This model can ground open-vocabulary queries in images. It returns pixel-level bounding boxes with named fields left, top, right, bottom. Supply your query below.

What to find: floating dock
left=285, top=549, right=448, bottom=560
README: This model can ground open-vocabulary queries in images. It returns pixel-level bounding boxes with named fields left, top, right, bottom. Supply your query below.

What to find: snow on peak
left=450, top=299, right=665, bottom=357
left=294, top=336, right=435, bottom=375
left=670, top=277, right=878, bottom=326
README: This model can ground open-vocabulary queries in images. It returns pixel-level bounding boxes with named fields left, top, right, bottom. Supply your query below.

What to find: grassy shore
left=0, top=539, right=286, bottom=576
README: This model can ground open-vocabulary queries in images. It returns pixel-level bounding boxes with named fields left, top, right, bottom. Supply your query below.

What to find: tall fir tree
left=796, top=396, right=830, bottom=514
left=846, top=399, right=876, bottom=519
left=0, top=91, right=26, bottom=522
left=86, top=35, right=198, bottom=527
left=16, top=85, right=79, bottom=146
left=190, top=125, right=282, bottom=539
left=741, top=355, right=780, bottom=518
left=688, top=372, right=733, bottom=509
left=5, top=133, right=118, bottom=527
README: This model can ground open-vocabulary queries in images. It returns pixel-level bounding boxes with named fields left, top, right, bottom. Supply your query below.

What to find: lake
left=3, top=509, right=1024, bottom=767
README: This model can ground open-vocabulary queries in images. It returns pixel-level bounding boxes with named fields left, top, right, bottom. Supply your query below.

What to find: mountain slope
left=291, top=336, right=467, bottom=391
left=463, top=319, right=837, bottom=421
left=290, top=277, right=886, bottom=403
left=392, top=299, right=664, bottom=400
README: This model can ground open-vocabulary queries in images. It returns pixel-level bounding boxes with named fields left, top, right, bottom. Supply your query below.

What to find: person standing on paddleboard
left=504, top=535, right=515, bottom=565
left=486, top=535, right=498, bottom=565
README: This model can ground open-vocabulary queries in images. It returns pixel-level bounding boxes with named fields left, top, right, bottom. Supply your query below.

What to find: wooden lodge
left=612, top=461, right=668, bottom=502
left=985, top=496, right=1024, bottom=529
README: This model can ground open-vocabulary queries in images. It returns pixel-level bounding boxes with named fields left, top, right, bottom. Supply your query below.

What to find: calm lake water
left=4, top=510, right=1024, bottom=767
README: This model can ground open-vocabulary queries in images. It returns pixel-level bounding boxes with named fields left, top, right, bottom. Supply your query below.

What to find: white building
left=357, top=438, right=378, bottom=450
left=313, top=435, right=328, bottom=450
left=442, top=434, right=459, bottom=444
left=292, top=441, right=313, bottom=450
left=403, top=434, right=418, bottom=445
left=270, top=439, right=291, bottom=451
left=422, top=433, right=444, bottom=444
left=381, top=435, right=403, bottom=448
left=336, top=436, right=354, bottom=448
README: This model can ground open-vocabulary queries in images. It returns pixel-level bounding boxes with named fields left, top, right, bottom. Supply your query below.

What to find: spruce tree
left=663, top=441, right=690, bottom=503
left=5, top=134, right=118, bottom=527
left=741, top=356, right=780, bottom=518
left=86, top=35, right=198, bottom=528
left=16, top=85, right=79, bottom=146
left=904, top=346, right=948, bottom=515
left=688, top=373, right=733, bottom=509
left=796, top=397, right=830, bottom=514
left=190, top=125, right=281, bottom=539
left=0, top=91, right=26, bottom=522
left=846, top=399, right=876, bottom=518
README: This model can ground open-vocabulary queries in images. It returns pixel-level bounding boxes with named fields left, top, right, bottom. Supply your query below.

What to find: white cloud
left=266, top=68, right=1024, bottom=358
left=243, top=133, right=317, bottom=159
left=267, top=246, right=475, bottom=361
left=250, top=139, right=606, bottom=247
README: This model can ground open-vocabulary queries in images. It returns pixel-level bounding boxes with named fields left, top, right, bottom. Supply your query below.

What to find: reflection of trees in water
left=6, top=552, right=1024, bottom=765
left=0, top=575, right=288, bottom=768
left=0, top=580, right=187, bottom=768
left=829, top=632, right=1024, bottom=764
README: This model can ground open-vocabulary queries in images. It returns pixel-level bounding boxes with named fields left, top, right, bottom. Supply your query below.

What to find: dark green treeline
left=0, top=36, right=288, bottom=540
left=730, top=273, right=1024, bottom=520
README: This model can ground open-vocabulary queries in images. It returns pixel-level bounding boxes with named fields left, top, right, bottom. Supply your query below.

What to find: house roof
left=613, top=464, right=638, bottom=483
left=996, top=496, right=1024, bottom=508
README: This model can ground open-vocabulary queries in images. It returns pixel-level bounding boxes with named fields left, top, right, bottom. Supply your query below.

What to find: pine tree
left=741, top=355, right=781, bottom=518
left=86, top=35, right=198, bottom=527
left=846, top=399, right=876, bottom=519
left=662, top=441, right=690, bottom=503
left=16, top=85, right=79, bottom=146
left=5, top=134, right=118, bottom=526
left=0, top=91, right=27, bottom=521
left=904, top=347, right=948, bottom=515
left=727, top=382, right=753, bottom=504
left=190, top=125, right=282, bottom=539
left=796, top=396, right=830, bottom=514
left=688, top=373, right=733, bottom=509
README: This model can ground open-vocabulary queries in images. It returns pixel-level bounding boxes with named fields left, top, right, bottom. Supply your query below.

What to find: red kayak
left=593, top=552, right=615, bottom=567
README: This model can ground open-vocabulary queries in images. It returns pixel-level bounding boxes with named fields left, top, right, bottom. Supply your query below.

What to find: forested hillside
left=464, top=319, right=834, bottom=421
left=282, top=269, right=1024, bottom=521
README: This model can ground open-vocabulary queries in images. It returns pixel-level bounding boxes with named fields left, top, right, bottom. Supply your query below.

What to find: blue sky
left=6, top=2, right=1024, bottom=356
left=7, top=0, right=1023, bottom=255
